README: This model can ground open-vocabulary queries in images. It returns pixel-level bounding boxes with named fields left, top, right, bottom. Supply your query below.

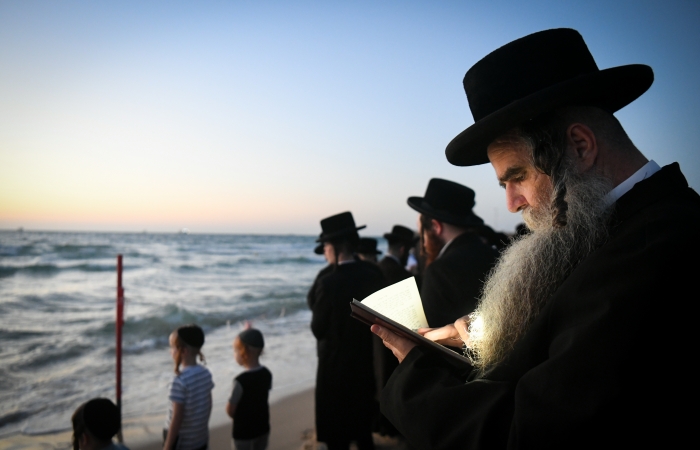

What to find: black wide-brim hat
left=316, top=211, right=366, bottom=242
left=445, top=28, right=654, bottom=166
left=357, top=237, right=382, bottom=255
left=408, top=178, right=484, bottom=228
left=383, top=225, right=418, bottom=244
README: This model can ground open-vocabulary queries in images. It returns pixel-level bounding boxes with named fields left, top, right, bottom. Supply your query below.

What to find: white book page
left=361, top=277, right=428, bottom=330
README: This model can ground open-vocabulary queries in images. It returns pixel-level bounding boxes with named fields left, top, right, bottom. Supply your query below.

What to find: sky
left=1, top=0, right=699, bottom=235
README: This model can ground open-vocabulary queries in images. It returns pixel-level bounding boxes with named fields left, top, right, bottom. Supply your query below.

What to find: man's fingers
left=455, top=316, right=471, bottom=345
left=371, top=324, right=391, bottom=341
left=422, top=324, right=460, bottom=345
left=371, top=324, right=416, bottom=363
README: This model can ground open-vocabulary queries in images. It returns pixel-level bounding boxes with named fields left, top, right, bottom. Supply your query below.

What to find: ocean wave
left=0, top=410, right=32, bottom=429
left=15, top=343, right=94, bottom=370
left=88, top=301, right=307, bottom=351
left=88, top=304, right=228, bottom=344
left=0, top=261, right=126, bottom=277
left=236, top=256, right=320, bottom=265
left=0, top=266, right=17, bottom=278
left=0, top=244, right=40, bottom=257
left=0, top=329, right=48, bottom=341
left=0, top=264, right=60, bottom=277
left=239, top=288, right=307, bottom=302
left=67, top=263, right=117, bottom=272
left=51, top=244, right=115, bottom=260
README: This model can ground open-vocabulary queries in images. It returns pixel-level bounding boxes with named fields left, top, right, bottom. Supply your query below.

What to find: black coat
left=378, top=255, right=412, bottom=286
left=381, top=164, right=700, bottom=449
left=310, top=261, right=386, bottom=442
left=421, top=232, right=499, bottom=328
left=307, top=264, right=333, bottom=310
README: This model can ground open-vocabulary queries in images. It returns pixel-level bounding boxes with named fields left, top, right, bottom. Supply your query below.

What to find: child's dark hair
left=71, top=398, right=120, bottom=450
left=172, top=324, right=206, bottom=375
left=236, top=328, right=265, bottom=362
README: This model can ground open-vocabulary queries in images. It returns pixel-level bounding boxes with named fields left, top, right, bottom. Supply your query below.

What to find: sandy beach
left=0, top=388, right=313, bottom=450
left=0, top=387, right=406, bottom=450
left=132, top=388, right=315, bottom=450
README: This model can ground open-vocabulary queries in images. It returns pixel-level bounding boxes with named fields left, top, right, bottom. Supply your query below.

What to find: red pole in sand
left=116, top=254, right=124, bottom=443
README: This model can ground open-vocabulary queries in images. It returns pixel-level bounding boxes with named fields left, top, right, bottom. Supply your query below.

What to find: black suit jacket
left=421, top=232, right=499, bottom=327
left=381, top=164, right=700, bottom=449
left=378, top=255, right=412, bottom=285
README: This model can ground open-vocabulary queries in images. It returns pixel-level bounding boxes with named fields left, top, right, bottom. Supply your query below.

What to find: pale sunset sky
left=1, top=0, right=699, bottom=235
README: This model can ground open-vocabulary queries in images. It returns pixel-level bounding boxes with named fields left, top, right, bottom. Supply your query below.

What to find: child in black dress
left=226, top=326, right=272, bottom=450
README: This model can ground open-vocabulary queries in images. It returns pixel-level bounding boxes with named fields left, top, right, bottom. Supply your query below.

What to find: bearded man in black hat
left=408, top=178, right=500, bottom=328
left=309, top=212, right=385, bottom=450
left=372, top=28, right=699, bottom=449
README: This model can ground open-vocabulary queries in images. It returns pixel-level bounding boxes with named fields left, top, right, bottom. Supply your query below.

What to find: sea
left=0, top=230, right=338, bottom=445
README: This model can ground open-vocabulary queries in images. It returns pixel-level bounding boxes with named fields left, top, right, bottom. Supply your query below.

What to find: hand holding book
left=350, top=277, right=471, bottom=369
left=419, top=316, right=471, bottom=347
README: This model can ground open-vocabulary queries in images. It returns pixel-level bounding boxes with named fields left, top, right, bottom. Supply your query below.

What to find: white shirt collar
left=386, top=253, right=401, bottom=265
left=605, top=160, right=661, bottom=204
left=436, top=236, right=456, bottom=259
left=338, top=259, right=356, bottom=266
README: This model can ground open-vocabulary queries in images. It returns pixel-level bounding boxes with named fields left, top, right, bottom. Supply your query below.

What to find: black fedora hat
left=383, top=225, right=417, bottom=245
left=316, top=211, right=366, bottom=242
left=357, top=237, right=382, bottom=255
left=408, top=178, right=484, bottom=227
left=314, top=243, right=324, bottom=255
left=446, top=28, right=654, bottom=166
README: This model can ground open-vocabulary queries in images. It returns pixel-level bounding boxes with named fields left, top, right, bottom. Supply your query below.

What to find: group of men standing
left=308, top=178, right=502, bottom=449
left=308, top=28, right=699, bottom=450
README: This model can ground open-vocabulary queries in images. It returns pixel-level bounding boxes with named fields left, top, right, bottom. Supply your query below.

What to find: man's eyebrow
left=498, top=166, right=526, bottom=187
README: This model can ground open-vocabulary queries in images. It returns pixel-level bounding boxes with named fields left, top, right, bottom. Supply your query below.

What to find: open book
left=350, top=277, right=471, bottom=369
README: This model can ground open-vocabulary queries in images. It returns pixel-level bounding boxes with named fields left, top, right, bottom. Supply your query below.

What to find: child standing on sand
left=226, top=327, right=272, bottom=450
left=164, top=324, right=214, bottom=450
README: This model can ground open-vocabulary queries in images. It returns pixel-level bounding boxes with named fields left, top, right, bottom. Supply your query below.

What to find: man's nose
left=506, top=187, right=527, bottom=213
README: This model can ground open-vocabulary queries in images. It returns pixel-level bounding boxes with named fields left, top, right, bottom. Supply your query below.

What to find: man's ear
left=566, top=123, right=598, bottom=172
left=431, top=219, right=443, bottom=236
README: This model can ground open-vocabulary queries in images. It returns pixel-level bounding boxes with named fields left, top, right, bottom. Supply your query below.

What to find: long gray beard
left=467, top=163, right=613, bottom=374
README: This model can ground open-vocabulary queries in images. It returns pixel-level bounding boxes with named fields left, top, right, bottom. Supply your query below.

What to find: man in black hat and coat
left=372, top=29, right=699, bottom=449
left=309, top=212, right=385, bottom=450
left=356, top=237, right=382, bottom=264
left=408, top=178, right=499, bottom=328
left=378, top=225, right=416, bottom=286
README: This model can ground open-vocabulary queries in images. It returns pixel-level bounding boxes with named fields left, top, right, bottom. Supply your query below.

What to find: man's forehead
left=487, top=141, right=529, bottom=168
